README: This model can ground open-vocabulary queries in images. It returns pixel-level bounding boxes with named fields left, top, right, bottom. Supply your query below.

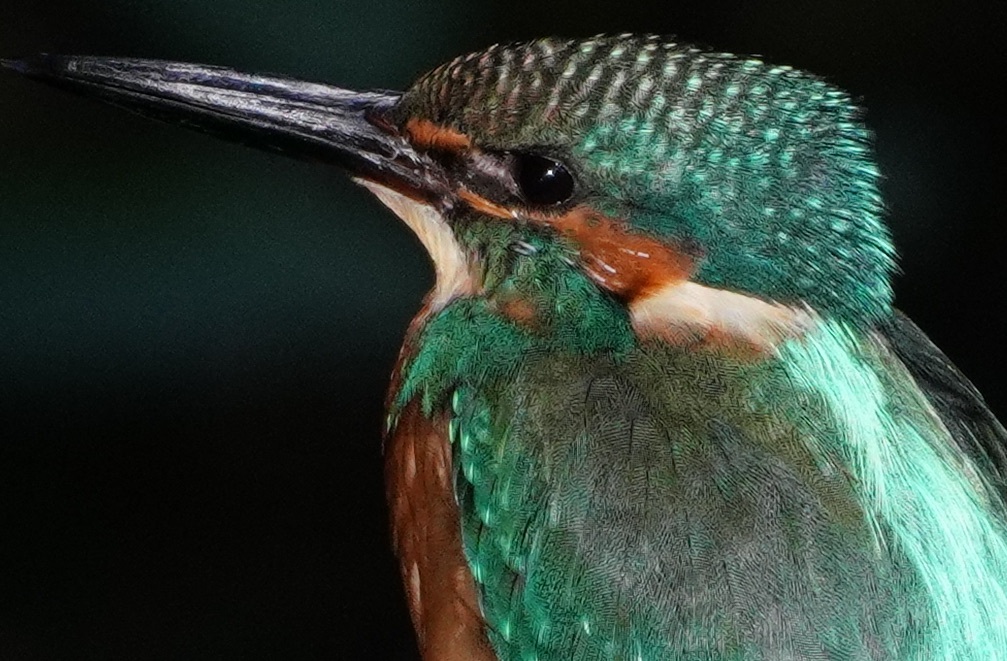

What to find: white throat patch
left=356, top=179, right=475, bottom=311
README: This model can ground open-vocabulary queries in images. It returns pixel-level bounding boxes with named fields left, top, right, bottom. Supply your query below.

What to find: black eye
left=514, top=153, right=575, bottom=206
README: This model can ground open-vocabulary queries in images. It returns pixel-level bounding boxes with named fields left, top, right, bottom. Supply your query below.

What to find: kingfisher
left=5, top=34, right=1007, bottom=660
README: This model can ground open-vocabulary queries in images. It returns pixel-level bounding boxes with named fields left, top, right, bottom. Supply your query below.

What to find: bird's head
left=5, top=35, right=895, bottom=352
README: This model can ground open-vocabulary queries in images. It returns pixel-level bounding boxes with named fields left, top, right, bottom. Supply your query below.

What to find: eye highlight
left=513, top=153, right=575, bottom=206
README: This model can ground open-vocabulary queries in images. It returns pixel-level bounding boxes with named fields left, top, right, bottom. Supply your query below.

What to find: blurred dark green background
left=0, top=1, right=1001, bottom=658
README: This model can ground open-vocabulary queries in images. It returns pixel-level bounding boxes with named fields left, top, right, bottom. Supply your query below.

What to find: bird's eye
left=513, top=153, right=575, bottom=206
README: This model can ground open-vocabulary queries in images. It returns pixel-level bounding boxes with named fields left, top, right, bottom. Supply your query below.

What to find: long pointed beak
left=2, top=55, right=450, bottom=206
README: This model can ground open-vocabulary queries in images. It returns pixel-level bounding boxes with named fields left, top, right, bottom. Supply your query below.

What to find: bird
left=5, top=33, right=1007, bottom=660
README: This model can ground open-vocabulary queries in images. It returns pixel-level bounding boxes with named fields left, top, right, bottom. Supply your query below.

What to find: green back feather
left=780, top=318, right=1007, bottom=659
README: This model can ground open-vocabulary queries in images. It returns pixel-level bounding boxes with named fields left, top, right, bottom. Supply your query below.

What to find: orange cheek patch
left=450, top=196, right=697, bottom=301
left=543, top=206, right=697, bottom=300
left=457, top=188, right=514, bottom=219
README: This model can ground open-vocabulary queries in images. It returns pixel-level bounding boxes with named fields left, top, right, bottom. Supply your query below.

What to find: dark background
left=0, top=1, right=1002, bottom=658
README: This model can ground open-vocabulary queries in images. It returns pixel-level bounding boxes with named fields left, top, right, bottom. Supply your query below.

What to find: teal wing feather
left=880, top=310, right=1007, bottom=491
left=448, top=347, right=929, bottom=661
left=394, top=300, right=1007, bottom=660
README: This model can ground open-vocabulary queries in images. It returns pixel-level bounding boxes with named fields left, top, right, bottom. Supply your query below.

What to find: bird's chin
left=355, top=178, right=477, bottom=312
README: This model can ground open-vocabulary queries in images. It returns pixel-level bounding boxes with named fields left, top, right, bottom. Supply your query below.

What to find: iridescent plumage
left=386, top=35, right=1007, bottom=660
left=9, top=33, right=1007, bottom=661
